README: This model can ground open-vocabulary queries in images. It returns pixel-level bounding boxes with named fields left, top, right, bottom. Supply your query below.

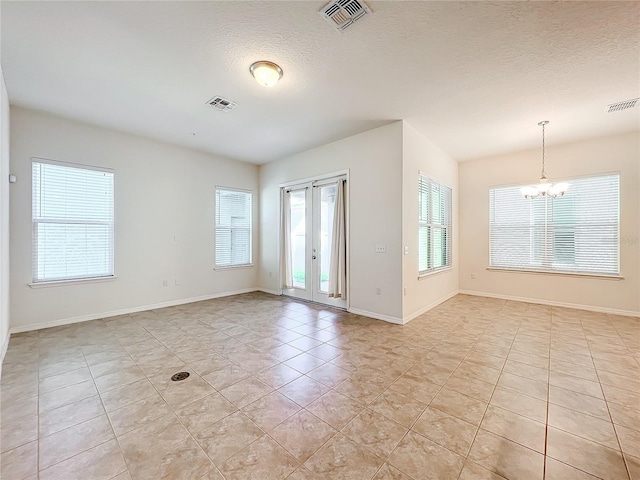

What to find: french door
left=282, top=176, right=347, bottom=308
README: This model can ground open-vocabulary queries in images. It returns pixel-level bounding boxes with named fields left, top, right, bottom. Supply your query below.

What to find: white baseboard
left=348, top=307, right=403, bottom=325
left=0, top=330, right=10, bottom=377
left=9, top=288, right=260, bottom=334
left=459, top=290, right=640, bottom=318
left=403, top=290, right=459, bottom=324
left=257, top=288, right=281, bottom=296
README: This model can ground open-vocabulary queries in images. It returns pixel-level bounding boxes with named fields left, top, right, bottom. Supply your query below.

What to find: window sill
left=214, top=264, right=254, bottom=271
left=29, top=276, right=117, bottom=288
left=418, top=266, right=453, bottom=280
left=486, top=267, right=623, bottom=280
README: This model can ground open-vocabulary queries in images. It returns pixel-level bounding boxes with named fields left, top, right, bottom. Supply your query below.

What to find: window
left=489, top=173, right=619, bottom=275
left=215, top=187, right=252, bottom=268
left=419, top=175, right=452, bottom=275
left=32, top=159, right=114, bottom=283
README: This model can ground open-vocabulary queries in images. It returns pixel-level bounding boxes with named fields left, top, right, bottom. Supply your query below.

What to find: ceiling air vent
left=607, top=98, right=639, bottom=113
left=320, top=0, right=371, bottom=32
left=206, top=96, right=237, bottom=112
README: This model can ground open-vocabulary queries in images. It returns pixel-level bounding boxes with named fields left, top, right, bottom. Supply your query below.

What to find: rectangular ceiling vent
left=320, top=0, right=371, bottom=32
left=607, top=98, right=639, bottom=113
left=206, top=96, right=237, bottom=112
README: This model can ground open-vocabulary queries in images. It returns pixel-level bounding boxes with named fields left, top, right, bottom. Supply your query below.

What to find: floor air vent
left=607, top=98, right=639, bottom=113
left=206, top=96, right=237, bottom=112
left=320, top=0, right=371, bottom=32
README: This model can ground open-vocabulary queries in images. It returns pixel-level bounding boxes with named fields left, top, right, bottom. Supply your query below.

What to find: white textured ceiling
left=2, top=1, right=639, bottom=164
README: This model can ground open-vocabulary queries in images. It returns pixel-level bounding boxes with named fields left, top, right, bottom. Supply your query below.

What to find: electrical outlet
left=162, top=280, right=168, bottom=287
left=269, top=272, right=272, bottom=278
left=471, top=273, right=476, bottom=279
left=376, top=287, right=381, bottom=295
left=404, top=246, right=409, bottom=255
left=175, top=278, right=181, bottom=285
left=403, top=287, right=407, bottom=296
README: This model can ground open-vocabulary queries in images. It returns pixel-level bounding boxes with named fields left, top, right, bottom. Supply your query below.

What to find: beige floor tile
left=286, top=466, right=325, bottom=480
left=616, top=423, right=640, bottom=458
left=0, top=441, right=37, bottom=480
left=1, top=393, right=38, bottom=424
left=445, top=372, right=495, bottom=403
left=39, top=379, right=98, bottom=413
left=373, top=463, right=413, bottom=479
left=304, top=433, right=384, bottom=479
left=39, top=366, right=93, bottom=394
left=279, top=376, right=330, bottom=406
left=602, top=383, right=640, bottom=408
left=306, top=363, right=351, bottom=388
left=202, top=364, right=251, bottom=390
left=89, top=356, right=136, bottom=378
left=0, top=414, right=38, bottom=453
left=546, top=426, right=628, bottom=480
left=191, top=411, right=264, bottom=464
left=175, top=392, right=237, bottom=432
left=548, top=403, right=618, bottom=449
left=153, top=371, right=217, bottom=409
left=627, top=454, right=640, bottom=480
left=430, top=387, right=488, bottom=426
left=39, top=438, right=127, bottom=480
left=39, top=394, right=105, bottom=436
left=387, top=372, right=440, bottom=403
left=99, top=378, right=157, bottom=412
left=219, top=434, right=299, bottom=480
left=468, top=429, right=544, bottom=480
left=388, top=430, right=464, bottom=480
left=307, top=390, right=365, bottom=430
left=458, top=459, right=508, bottom=479
left=39, top=414, right=114, bottom=470
left=480, top=405, right=546, bottom=453
left=118, top=413, right=214, bottom=480
left=220, top=376, right=274, bottom=409
left=341, top=408, right=408, bottom=460
left=609, top=400, right=640, bottom=431
left=270, top=410, right=338, bottom=462
left=413, top=406, right=477, bottom=456
left=549, top=385, right=610, bottom=420
left=368, top=388, right=426, bottom=428
left=489, top=386, right=547, bottom=423
left=549, top=371, right=604, bottom=399
left=544, top=457, right=600, bottom=479
left=107, top=392, right=171, bottom=436
left=241, top=391, right=301, bottom=431
left=497, top=372, right=548, bottom=401
left=258, top=363, right=304, bottom=388
left=285, top=353, right=327, bottom=374
left=550, top=358, right=599, bottom=382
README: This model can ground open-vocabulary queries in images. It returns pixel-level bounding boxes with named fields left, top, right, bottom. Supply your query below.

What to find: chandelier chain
left=541, top=121, right=546, bottom=178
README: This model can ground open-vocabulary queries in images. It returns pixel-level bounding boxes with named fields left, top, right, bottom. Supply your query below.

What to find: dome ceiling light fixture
left=521, top=121, right=569, bottom=199
left=250, top=61, right=283, bottom=87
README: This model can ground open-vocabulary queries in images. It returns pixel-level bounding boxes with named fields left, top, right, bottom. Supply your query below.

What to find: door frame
left=278, top=169, right=350, bottom=310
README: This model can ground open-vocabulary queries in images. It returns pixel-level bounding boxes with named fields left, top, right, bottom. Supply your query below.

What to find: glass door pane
left=318, top=184, right=336, bottom=294
left=289, top=189, right=307, bottom=290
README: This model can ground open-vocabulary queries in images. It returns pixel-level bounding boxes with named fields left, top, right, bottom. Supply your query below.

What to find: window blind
left=419, top=175, right=452, bottom=275
left=489, top=174, right=619, bottom=275
left=32, top=159, right=114, bottom=283
left=215, top=188, right=252, bottom=267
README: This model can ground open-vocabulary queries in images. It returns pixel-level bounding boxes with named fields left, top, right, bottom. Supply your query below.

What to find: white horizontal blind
left=215, top=188, right=252, bottom=267
left=490, top=174, right=619, bottom=275
left=419, top=175, right=452, bottom=275
left=32, top=159, right=114, bottom=282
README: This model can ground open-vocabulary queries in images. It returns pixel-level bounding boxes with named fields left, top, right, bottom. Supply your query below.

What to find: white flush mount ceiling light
left=521, top=121, right=569, bottom=199
left=250, top=61, right=283, bottom=87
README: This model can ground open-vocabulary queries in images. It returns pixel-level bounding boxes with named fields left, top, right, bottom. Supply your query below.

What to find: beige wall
left=459, top=131, right=640, bottom=315
left=0, top=68, right=10, bottom=363
left=402, top=122, right=459, bottom=321
left=10, top=107, right=260, bottom=331
left=259, top=122, right=404, bottom=322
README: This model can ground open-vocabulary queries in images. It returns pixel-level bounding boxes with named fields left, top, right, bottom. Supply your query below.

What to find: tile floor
left=1, top=292, right=639, bottom=480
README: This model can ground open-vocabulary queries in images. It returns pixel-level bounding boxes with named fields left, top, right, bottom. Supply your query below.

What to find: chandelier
left=521, top=121, right=569, bottom=199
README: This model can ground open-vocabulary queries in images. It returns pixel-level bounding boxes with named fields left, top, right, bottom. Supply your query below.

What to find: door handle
left=312, top=255, right=317, bottom=260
